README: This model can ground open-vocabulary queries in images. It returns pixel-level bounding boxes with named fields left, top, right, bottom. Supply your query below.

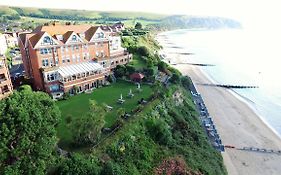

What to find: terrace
left=56, top=80, right=153, bottom=148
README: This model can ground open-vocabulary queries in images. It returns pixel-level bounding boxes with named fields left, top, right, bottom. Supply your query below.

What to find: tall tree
left=0, top=85, right=61, bottom=174
left=70, top=100, right=105, bottom=146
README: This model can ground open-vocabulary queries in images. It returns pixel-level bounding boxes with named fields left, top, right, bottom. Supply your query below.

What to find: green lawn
left=56, top=80, right=153, bottom=148
left=128, top=54, right=147, bottom=70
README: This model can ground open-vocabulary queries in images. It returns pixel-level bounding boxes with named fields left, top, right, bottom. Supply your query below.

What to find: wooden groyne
left=168, top=52, right=195, bottom=55
left=179, top=52, right=195, bottom=55
left=176, top=63, right=215, bottom=67
left=225, top=146, right=281, bottom=155
left=199, top=83, right=259, bottom=89
left=217, top=84, right=258, bottom=89
left=239, top=147, right=281, bottom=155
left=168, top=46, right=184, bottom=49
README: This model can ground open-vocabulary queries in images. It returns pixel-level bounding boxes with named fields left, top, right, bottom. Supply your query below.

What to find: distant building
left=0, top=58, right=13, bottom=99
left=0, top=34, right=8, bottom=55
left=101, top=23, right=126, bottom=66
left=18, top=23, right=132, bottom=98
left=112, top=22, right=125, bottom=32
left=4, top=33, right=18, bottom=48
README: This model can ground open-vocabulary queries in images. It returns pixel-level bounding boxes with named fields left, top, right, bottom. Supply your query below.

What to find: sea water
left=157, top=29, right=281, bottom=138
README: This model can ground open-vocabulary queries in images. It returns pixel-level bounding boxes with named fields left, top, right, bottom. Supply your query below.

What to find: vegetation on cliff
left=0, top=25, right=227, bottom=174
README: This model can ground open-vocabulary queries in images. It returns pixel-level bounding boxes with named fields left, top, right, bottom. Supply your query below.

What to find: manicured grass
left=56, top=80, right=153, bottom=147
left=128, top=54, right=147, bottom=70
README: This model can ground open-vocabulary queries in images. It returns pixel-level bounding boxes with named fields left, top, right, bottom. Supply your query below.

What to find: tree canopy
left=69, top=100, right=105, bottom=146
left=56, top=154, right=101, bottom=175
left=0, top=85, right=61, bottom=174
left=135, top=22, right=143, bottom=30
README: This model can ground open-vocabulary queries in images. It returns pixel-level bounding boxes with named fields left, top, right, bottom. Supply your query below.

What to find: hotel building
left=18, top=23, right=131, bottom=98
left=0, top=58, right=13, bottom=99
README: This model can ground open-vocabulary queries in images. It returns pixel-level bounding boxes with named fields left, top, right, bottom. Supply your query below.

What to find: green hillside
left=0, top=6, right=18, bottom=16
left=0, top=6, right=166, bottom=21
left=0, top=5, right=241, bottom=31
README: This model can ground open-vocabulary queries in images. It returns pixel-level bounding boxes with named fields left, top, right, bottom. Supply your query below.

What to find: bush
left=126, top=65, right=136, bottom=74
left=56, top=154, right=101, bottom=175
left=100, top=161, right=122, bottom=175
left=137, top=46, right=150, bottom=57
left=157, top=61, right=168, bottom=72
left=170, top=73, right=181, bottom=84
left=115, top=65, right=127, bottom=78
left=135, top=22, right=143, bottom=30
left=180, top=76, right=191, bottom=89
left=146, top=59, right=154, bottom=68
left=145, top=118, right=173, bottom=146
left=107, top=74, right=115, bottom=83
left=63, top=92, right=70, bottom=100
left=18, top=84, right=33, bottom=92
left=146, top=67, right=157, bottom=77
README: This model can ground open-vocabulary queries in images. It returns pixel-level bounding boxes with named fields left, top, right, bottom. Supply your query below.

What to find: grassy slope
left=91, top=85, right=227, bottom=174
left=56, top=80, right=152, bottom=147
left=0, top=6, right=18, bottom=16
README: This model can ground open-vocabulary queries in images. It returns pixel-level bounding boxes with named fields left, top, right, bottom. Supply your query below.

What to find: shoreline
left=175, top=64, right=281, bottom=175
left=197, top=66, right=281, bottom=140
left=156, top=32, right=281, bottom=175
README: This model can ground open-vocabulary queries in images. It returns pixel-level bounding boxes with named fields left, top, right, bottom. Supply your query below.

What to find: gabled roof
left=32, top=32, right=61, bottom=48
left=63, top=31, right=74, bottom=43
left=85, top=26, right=99, bottom=41
left=23, top=24, right=109, bottom=47
left=28, top=32, right=45, bottom=48
left=33, top=24, right=92, bottom=36
left=18, top=33, right=27, bottom=46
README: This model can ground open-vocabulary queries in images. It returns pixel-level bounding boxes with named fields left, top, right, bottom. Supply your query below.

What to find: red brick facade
left=19, top=23, right=132, bottom=98
left=0, top=58, right=13, bottom=99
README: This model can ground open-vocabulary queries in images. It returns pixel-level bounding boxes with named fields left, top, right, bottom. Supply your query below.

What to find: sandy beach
left=174, top=64, right=281, bottom=175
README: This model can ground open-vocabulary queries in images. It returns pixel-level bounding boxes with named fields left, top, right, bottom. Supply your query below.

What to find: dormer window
left=72, top=35, right=77, bottom=41
left=97, top=33, right=104, bottom=38
left=43, top=36, right=53, bottom=45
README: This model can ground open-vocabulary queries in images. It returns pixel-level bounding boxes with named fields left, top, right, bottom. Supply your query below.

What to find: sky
left=1, top=0, right=281, bottom=29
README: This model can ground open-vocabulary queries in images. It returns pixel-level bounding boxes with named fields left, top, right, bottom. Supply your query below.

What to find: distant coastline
left=157, top=30, right=281, bottom=175
left=157, top=29, right=281, bottom=140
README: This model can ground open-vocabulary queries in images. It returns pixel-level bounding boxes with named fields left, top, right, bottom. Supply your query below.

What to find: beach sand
left=174, top=64, right=281, bottom=175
